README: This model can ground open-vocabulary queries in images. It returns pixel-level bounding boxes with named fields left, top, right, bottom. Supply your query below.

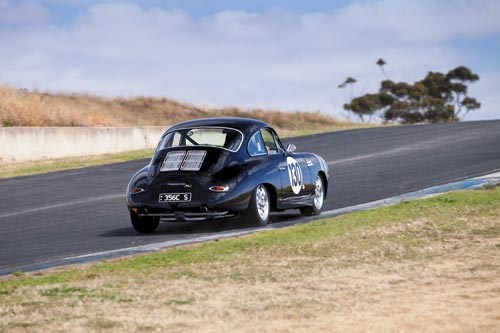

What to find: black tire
left=241, top=184, right=271, bottom=227
left=130, top=211, right=160, bottom=233
left=300, top=175, right=325, bottom=217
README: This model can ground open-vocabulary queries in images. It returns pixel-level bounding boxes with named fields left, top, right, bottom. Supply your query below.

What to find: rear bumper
left=131, top=206, right=236, bottom=222
left=127, top=187, right=252, bottom=218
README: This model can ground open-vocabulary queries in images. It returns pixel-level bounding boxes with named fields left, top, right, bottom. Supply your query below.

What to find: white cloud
left=331, top=0, right=500, bottom=43
left=0, top=0, right=499, bottom=120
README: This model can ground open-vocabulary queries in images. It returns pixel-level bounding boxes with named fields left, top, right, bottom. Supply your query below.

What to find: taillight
left=130, top=187, right=145, bottom=194
left=209, top=186, right=229, bottom=192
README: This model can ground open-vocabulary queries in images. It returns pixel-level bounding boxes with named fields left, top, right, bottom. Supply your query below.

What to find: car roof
left=167, top=117, right=271, bottom=133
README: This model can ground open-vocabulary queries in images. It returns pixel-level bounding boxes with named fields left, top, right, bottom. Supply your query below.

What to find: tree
left=343, top=92, right=392, bottom=123
left=376, top=58, right=388, bottom=79
left=446, top=66, right=480, bottom=117
left=337, top=77, right=358, bottom=121
left=338, top=76, right=357, bottom=89
left=343, top=65, right=480, bottom=124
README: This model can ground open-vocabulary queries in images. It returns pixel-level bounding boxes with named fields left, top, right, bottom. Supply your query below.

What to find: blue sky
left=40, top=1, right=354, bottom=22
left=1, top=0, right=499, bottom=121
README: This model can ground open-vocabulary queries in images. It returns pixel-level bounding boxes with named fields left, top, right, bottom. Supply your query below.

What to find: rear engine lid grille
left=160, top=150, right=207, bottom=172
left=161, top=151, right=186, bottom=171
left=180, top=150, right=206, bottom=171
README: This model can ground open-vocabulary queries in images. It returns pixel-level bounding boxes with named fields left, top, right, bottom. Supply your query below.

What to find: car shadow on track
left=100, top=212, right=302, bottom=237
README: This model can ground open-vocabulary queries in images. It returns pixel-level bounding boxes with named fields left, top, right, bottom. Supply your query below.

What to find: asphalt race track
left=1, top=120, right=500, bottom=274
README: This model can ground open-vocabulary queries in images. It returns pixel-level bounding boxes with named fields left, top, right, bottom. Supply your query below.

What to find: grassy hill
left=0, top=85, right=347, bottom=132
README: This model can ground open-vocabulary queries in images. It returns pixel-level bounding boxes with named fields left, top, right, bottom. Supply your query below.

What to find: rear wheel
left=130, top=211, right=160, bottom=233
left=241, top=184, right=270, bottom=226
left=300, top=175, right=325, bottom=216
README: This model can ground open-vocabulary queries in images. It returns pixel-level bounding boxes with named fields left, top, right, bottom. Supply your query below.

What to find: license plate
left=159, top=193, right=192, bottom=202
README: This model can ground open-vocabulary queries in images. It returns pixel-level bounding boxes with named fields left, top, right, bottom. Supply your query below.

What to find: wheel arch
left=262, top=183, right=278, bottom=211
left=317, top=171, right=328, bottom=198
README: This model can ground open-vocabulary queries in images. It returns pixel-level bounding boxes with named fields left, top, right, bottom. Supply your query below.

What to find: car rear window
left=158, top=127, right=243, bottom=152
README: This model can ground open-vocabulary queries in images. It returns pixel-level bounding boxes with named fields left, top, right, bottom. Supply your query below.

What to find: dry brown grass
left=0, top=85, right=346, bottom=131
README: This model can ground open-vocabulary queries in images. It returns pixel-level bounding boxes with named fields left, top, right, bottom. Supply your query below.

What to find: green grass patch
left=40, top=286, right=87, bottom=298
left=278, top=123, right=382, bottom=138
left=0, top=149, right=154, bottom=179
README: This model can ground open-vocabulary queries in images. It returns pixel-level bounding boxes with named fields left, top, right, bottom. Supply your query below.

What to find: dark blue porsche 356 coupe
left=126, top=117, right=329, bottom=233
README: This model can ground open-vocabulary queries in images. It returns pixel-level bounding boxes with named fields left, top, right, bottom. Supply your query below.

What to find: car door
left=260, top=128, right=312, bottom=207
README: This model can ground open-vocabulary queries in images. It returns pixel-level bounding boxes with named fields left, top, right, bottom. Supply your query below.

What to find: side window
left=273, top=133, right=285, bottom=152
left=247, top=132, right=267, bottom=156
left=172, top=132, right=182, bottom=147
left=260, top=129, right=280, bottom=154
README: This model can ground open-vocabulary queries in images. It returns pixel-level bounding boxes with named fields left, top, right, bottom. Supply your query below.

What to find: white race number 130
left=286, top=157, right=302, bottom=194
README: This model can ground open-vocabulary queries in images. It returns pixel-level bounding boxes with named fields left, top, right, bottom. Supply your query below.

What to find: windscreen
left=158, top=127, right=243, bottom=152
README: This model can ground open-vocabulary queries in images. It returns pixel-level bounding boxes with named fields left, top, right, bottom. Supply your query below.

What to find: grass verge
left=1, top=188, right=499, bottom=332
left=277, top=122, right=381, bottom=137
left=0, top=149, right=153, bottom=179
left=0, top=124, right=378, bottom=179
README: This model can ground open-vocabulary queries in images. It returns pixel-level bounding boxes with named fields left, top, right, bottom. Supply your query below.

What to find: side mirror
left=286, top=143, right=296, bottom=154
